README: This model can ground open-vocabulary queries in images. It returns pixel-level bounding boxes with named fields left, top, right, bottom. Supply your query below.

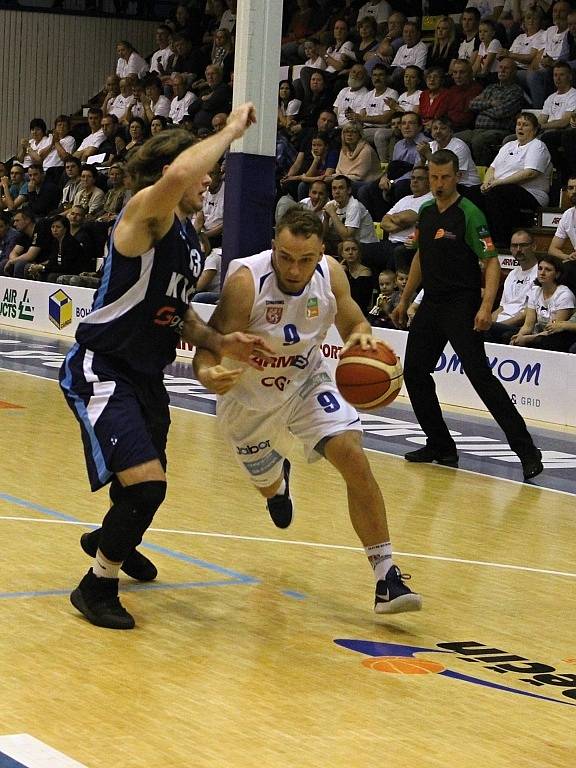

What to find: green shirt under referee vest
left=416, top=196, right=498, bottom=297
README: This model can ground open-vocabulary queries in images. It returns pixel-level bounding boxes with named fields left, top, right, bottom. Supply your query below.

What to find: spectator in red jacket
left=438, top=59, right=483, bottom=132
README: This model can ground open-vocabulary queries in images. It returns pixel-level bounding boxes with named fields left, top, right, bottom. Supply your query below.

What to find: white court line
left=2, top=366, right=574, bottom=498
left=0, top=514, right=575, bottom=579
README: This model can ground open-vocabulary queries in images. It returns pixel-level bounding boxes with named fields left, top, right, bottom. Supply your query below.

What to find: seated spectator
left=548, top=175, right=576, bottom=288
left=338, top=237, right=375, bottom=314
left=170, top=1, right=204, bottom=46
left=353, top=16, right=381, bottom=65
left=25, top=214, right=85, bottom=282
left=362, top=166, right=433, bottom=273
left=281, top=132, right=338, bottom=201
left=74, top=109, right=105, bottom=162
left=41, top=116, right=76, bottom=182
left=188, top=65, right=232, bottom=129
left=0, top=213, right=19, bottom=275
left=142, top=76, right=172, bottom=122
left=193, top=246, right=223, bottom=304
left=16, top=118, right=51, bottom=169
left=518, top=0, right=570, bottom=108
left=364, top=11, right=406, bottom=75
left=210, top=27, right=234, bottom=82
left=280, top=0, right=316, bottom=65
left=418, top=115, right=482, bottom=207
left=220, top=0, right=237, bottom=35
left=482, top=111, right=552, bottom=245
left=390, top=21, right=428, bottom=91
left=67, top=204, right=102, bottom=272
left=73, top=166, right=106, bottom=219
left=117, top=118, right=148, bottom=162
left=59, top=156, right=83, bottom=210
left=343, top=64, right=397, bottom=156
left=171, top=33, right=204, bottom=85
left=3, top=208, right=52, bottom=279
left=292, top=70, right=334, bottom=132
left=1, top=164, right=28, bottom=210
left=356, top=1, right=392, bottom=33
left=497, top=8, right=546, bottom=73
left=323, top=19, right=356, bottom=75
left=419, top=67, right=449, bottom=133
left=302, top=38, right=326, bottom=71
left=440, top=59, right=484, bottom=132
left=125, top=79, right=147, bottom=123
left=455, top=57, right=525, bottom=166
left=368, top=268, right=400, bottom=327
left=96, top=114, right=126, bottom=166
left=510, top=255, right=576, bottom=350
left=100, top=74, right=120, bottom=115
left=358, top=111, right=428, bottom=219
left=169, top=74, right=198, bottom=125
left=151, top=115, right=170, bottom=136
left=465, top=0, right=504, bottom=20
left=115, top=40, right=149, bottom=80
left=384, top=65, right=424, bottom=115
left=194, top=161, right=225, bottom=247
left=426, top=16, right=460, bottom=73
left=275, top=178, right=330, bottom=224
left=333, top=122, right=381, bottom=187
left=456, top=7, right=481, bottom=64
left=278, top=80, right=301, bottom=132
left=471, top=19, right=503, bottom=82
left=96, top=164, right=129, bottom=223
left=149, top=24, right=174, bottom=77
left=486, top=228, right=539, bottom=342
left=376, top=110, right=404, bottom=163
left=322, top=175, right=378, bottom=254
left=538, top=61, right=576, bottom=171
left=107, top=77, right=135, bottom=122
left=334, top=64, right=370, bottom=127
left=25, top=163, right=60, bottom=217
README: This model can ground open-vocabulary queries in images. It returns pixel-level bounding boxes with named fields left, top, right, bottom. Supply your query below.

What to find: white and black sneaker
left=374, top=566, right=422, bottom=614
left=266, top=459, right=293, bottom=529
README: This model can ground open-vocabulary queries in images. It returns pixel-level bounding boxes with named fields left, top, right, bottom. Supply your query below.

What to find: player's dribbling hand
left=219, top=331, right=275, bottom=371
left=198, top=365, right=244, bottom=394
left=340, top=332, right=379, bottom=354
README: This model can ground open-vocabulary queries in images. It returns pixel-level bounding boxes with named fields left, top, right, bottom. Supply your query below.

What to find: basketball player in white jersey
left=193, top=208, right=421, bottom=614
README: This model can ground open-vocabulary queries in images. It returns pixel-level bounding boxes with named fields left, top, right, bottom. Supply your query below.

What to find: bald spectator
left=1, top=164, right=28, bottom=210
left=211, top=112, right=228, bottom=132
left=107, top=78, right=134, bottom=122
left=100, top=74, right=120, bottom=115
left=169, top=74, right=198, bottom=125
left=188, top=65, right=232, bottom=129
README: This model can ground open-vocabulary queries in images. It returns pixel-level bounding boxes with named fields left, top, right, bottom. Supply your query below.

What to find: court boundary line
left=1, top=513, right=574, bottom=580
left=1, top=366, right=574, bottom=498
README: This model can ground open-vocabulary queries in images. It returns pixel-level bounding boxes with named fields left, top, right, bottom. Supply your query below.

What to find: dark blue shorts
left=59, top=344, right=170, bottom=491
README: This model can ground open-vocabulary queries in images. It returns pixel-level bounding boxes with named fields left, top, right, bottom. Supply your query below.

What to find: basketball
left=335, top=342, right=403, bottom=410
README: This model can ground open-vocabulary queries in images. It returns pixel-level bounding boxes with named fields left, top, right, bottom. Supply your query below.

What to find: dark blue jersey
left=75, top=213, right=203, bottom=375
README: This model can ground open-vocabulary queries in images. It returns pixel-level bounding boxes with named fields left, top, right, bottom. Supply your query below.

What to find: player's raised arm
left=114, top=103, right=257, bottom=257
left=328, top=256, right=378, bottom=352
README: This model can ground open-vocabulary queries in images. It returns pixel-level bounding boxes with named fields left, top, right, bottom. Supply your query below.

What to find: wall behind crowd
left=0, top=9, right=157, bottom=159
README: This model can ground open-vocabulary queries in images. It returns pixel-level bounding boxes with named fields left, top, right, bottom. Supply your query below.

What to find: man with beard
left=333, top=64, right=369, bottom=127
left=60, top=104, right=274, bottom=630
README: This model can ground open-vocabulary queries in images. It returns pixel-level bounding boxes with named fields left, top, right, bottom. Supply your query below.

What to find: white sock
left=92, top=548, right=121, bottom=579
left=365, top=542, right=394, bottom=582
left=275, top=478, right=286, bottom=496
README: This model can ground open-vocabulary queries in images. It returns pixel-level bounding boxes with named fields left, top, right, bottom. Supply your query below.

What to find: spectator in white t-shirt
left=303, top=39, right=326, bottom=70
left=40, top=115, right=76, bottom=178
left=497, top=8, right=546, bottom=71
left=323, top=174, right=378, bottom=254
left=538, top=61, right=576, bottom=170
left=486, top=229, right=539, bottom=342
left=169, top=74, right=198, bottom=125
left=549, top=176, right=576, bottom=265
left=149, top=25, right=173, bottom=77
left=143, top=76, right=172, bottom=122
left=471, top=19, right=503, bottom=82
left=333, top=64, right=369, bottom=126
left=465, top=0, right=504, bottom=20
left=115, top=40, right=149, bottom=80
left=481, top=111, right=552, bottom=245
left=193, top=247, right=222, bottom=304
left=356, top=0, right=392, bottom=32
left=194, top=161, right=225, bottom=248
left=390, top=22, right=428, bottom=90
left=456, top=7, right=481, bottom=63
left=16, top=118, right=51, bottom=169
left=107, top=78, right=135, bottom=122
left=343, top=64, right=398, bottom=158
left=219, top=0, right=237, bottom=33
left=73, top=109, right=105, bottom=162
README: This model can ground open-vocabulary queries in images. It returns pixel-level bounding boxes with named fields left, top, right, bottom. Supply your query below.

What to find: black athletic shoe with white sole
left=374, top=566, right=422, bottom=614
left=81, top=529, right=158, bottom=582
left=266, top=459, right=293, bottom=528
left=70, top=569, right=135, bottom=630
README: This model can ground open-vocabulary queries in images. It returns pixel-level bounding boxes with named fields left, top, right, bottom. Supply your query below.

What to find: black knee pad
left=99, top=480, right=167, bottom=562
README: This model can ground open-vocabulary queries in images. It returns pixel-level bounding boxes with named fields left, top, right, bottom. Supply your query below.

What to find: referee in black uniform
left=392, top=149, right=543, bottom=481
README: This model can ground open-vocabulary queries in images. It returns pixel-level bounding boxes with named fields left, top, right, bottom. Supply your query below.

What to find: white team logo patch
left=266, top=304, right=284, bottom=324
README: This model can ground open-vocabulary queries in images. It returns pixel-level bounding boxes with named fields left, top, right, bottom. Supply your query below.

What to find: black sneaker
left=374, top=566, right=422, bottom=614
left=267, top=459, right=293, bottom=529
left=404, top=445, right=458, bottom=467
left=520, top=448, right=543, bottom=481
left=70, top=569, right=135, bottom=630
left=81, top=529, right=158, bottom=582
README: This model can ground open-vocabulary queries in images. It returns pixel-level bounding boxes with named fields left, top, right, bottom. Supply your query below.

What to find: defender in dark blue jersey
left=60, top=103, right=273, bottom=630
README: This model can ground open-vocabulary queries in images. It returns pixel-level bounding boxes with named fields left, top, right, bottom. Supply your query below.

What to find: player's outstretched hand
left=219, top=332, right=275, bottom=371
left=198, top=365, right=244, bottom=395
left=226, top=102, right=257, bottom=140
left=340, top=332, right=379, bottom=355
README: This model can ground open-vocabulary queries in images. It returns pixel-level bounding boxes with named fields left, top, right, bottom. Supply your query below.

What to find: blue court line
left=0, top=493, right=259, bottom=597
left=0, top=753, right=27, bottom=768
left=282, top=590, right=307, bottom=599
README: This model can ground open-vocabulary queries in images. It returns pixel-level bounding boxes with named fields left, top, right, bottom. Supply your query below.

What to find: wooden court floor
left=0, top=368, right=575, bottom=768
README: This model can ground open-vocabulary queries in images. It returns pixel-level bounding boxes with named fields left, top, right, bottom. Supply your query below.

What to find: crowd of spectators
left=2, top=0, right=576, bottom=352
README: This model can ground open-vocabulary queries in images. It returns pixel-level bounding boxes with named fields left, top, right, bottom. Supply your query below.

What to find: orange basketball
left=336, top=341, right=403, bottom=410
